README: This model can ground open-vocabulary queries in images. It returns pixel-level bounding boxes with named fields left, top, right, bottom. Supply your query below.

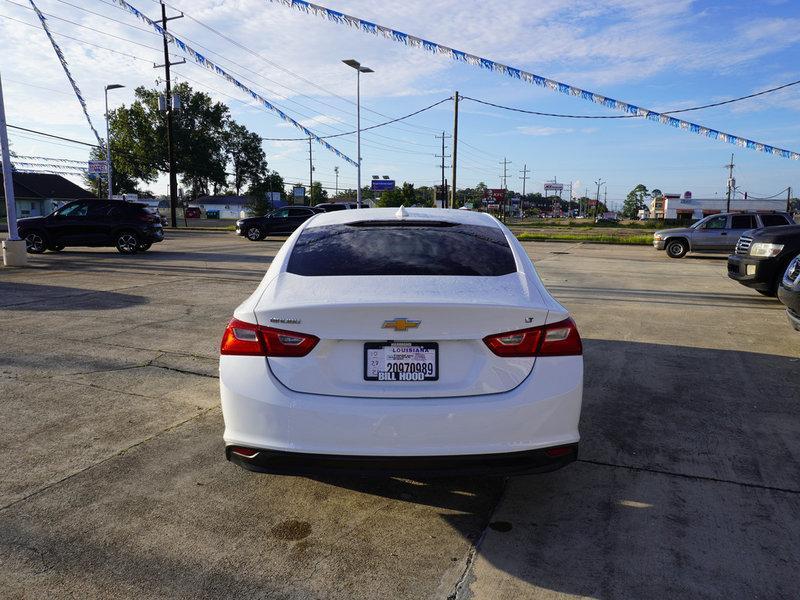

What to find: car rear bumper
left=727, top=254, right=778, bottom=291
left=226, top=443, right=578, bottom=476
left=220, top=354, right=582, bottom=463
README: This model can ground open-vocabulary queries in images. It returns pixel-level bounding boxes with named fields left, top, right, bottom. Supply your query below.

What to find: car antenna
left=395, top=205, right=408, bottom=220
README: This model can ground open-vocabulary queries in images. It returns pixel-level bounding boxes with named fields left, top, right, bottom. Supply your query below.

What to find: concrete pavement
left=1, top=231, right=798, bottom=599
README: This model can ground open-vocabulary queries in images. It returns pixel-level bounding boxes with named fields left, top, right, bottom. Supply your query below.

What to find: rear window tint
left=287, top=222, right=517, bottom=276
left=761, top=214, right=789, bottom=227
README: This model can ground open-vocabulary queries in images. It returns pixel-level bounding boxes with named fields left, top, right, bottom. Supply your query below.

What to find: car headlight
left=653, top=234, right=663, bottom=241
left=749, top=242, right=784, bottom=258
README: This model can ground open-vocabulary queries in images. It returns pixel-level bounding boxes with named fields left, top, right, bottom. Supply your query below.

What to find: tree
left=247, top=170, right=285, bottom=216
left=375, top=182, right=419, bottom=207
left=622, top=184, right=649, bottom=219
left=83, top=145, right=144, bottom=197
left=96, top=82, right=268, bottom=199
left=375, top=188, right=403, bottom=207
left=309, top=181, right=328, bottom=205
left=225, top=121, right=268, bottom=196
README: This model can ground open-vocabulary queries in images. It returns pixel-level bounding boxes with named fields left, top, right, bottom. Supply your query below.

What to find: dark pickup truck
left=728, top=224, right=800, bottom=296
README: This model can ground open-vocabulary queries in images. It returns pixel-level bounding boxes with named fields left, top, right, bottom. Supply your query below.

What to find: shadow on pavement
left=315, top=340, right=800, bottom=598
left=0, top=282, right=148, bottom=311
left=0, top=340, right=798, bottom=598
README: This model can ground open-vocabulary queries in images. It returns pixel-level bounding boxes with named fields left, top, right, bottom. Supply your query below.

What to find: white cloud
left=516, top=126, right=597, bottom=136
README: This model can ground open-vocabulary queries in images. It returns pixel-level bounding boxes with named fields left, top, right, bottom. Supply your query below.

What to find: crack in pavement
left=0, top=405, right=221, bottom=514
left=448, top=479, right=508, bottom=600
left=577, top=458, right=800, bottom=494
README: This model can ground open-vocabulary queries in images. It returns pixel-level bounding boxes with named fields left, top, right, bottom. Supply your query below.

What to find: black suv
left=778, top=254, right=800, bottom=331
left=728, top=224, right=800, bottom=296
left=235, top=206, right=322, bottom=241
left=17, top=199, right=165, bottom=255
left=314, top=202, right=362, bottom=212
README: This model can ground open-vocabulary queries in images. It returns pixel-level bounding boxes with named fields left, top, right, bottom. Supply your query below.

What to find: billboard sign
left=371, top=179, right=396, bottom=191
left=544, top=182, right=563, bottom=193
left=88, top=160, right=108, bottom=174
left=489, top=188, right=505, bottom=201
left=292, top=186, right=305, bottom=198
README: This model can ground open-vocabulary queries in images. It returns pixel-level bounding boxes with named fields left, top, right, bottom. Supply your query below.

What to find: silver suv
left=653, top=212, right=794, bottom=258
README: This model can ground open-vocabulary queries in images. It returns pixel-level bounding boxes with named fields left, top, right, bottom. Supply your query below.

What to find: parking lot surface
left=1, top=231, right=798, bottom=599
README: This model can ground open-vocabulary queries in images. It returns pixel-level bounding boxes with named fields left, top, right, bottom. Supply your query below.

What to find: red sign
left=490, top=189, right=505, bottom=201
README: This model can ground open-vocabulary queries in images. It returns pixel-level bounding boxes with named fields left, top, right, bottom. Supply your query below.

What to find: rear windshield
left=761, top=214, right=790, bottom=227
left=286, top=222, right=517, bottom=276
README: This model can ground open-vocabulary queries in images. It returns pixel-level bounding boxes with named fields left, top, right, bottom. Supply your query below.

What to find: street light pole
left=343, top=59, right=373, bottom=208
left=594, top=179, right=605, bottom=220
left=104, top=84, right=124, bottom=200
left=334, top=166, right=339, bottom=197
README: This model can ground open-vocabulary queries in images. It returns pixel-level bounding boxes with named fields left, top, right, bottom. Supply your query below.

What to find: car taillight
left=220, top=319, right=319, bottom=357
left=483, top=318, right=582, bottom=357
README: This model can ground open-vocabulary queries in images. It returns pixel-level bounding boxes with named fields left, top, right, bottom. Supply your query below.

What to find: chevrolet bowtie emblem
left=382, top=318, right=421, bottom=332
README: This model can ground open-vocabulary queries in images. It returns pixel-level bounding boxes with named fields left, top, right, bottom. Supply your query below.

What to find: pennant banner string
left=110, top=0, right=358, bottom=167
left=267, top=0, right=799, bottom=161
left=28, top=0, right=105, bottom=148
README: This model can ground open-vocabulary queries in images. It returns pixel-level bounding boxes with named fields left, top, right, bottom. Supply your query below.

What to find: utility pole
left=788, top=186, right=793, bottom=213
left=1, top=72, right=27, bottom=266
left=435, top=131, right=451, bottom=209
left=308, top=137, right=313, bottom=205
left=500, top=158, right=511, bottom=221
left=156, top=1, right=184, bottom=228
left=725, top=153, right=735, bottom=213
left=451, top=91, right=459, bottom=208
left=519, top=164, right=530, bottom=198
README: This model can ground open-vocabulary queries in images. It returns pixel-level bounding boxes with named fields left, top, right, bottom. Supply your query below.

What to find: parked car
left=184, top=206, right=201, bottom=219
left=778, top=254, right=800, bottom=331
left=220, top=207, right=583, bottom=476
left=314, top=202, right=362, bottom=212
left=17, top=199, right=164, bottom=255
left=235, top=206, right=323, bottom=241
left=728, top=224, right=800, bottom=296
left=653, top=212, right=794, bottom=258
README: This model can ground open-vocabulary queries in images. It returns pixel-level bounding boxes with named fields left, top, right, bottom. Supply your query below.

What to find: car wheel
left=23, top=231, right=47, bottom=254
left=137, top=242, right=152, bottom=252
left=116, top=231, right=140, bottom=254
left=245, top=226, right=265, bottom=241
left=665, top=239, right=688, bottom=258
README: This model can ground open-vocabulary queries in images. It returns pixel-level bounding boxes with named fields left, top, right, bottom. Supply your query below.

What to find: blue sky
left=2, top=0, right=800, bottom=208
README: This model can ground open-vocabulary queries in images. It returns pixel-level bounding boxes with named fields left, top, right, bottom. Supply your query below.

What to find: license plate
left=364, top=342, right=438, bottom=382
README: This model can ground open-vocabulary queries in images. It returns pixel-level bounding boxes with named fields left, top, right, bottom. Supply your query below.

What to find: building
left=193, top=195, right=253, bottom=219
left=1, top=172, right=94, bottom=217
left=645, top=191, right=787, bottom=221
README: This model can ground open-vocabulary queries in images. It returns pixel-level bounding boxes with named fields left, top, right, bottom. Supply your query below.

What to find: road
left=1, top=231, right=798, bottom=599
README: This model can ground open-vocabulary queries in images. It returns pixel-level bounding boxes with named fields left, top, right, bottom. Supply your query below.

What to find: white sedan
left=219, top=207, right=583, bottom=476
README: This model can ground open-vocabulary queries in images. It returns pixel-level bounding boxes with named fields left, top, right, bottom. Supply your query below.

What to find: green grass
left=515, top=232, right=652, bottom=245
left=510, top=219, right=681, bottom=229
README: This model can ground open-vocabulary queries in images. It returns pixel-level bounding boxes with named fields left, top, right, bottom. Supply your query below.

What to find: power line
left=153, top=0, right=441, bottom=135
left=462, top=96, right=635, bottom=119
left=661, top=80, right=800, bottom=114
left=261, top=98, right=452, bottom=141
left=461, top=78, right=800, bottom=119
left=7, top=124, right=99, bottom=147
left=5, top=2, right=441, bottom=155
